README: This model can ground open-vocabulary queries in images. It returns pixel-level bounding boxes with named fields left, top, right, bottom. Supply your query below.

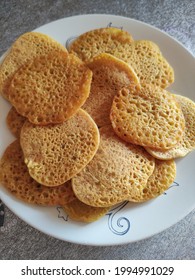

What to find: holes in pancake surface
left=20, top=110, right=99, bottom=186
left=8, top=52, right=92, bottom=125
left=110, top=84, right=185, bottom=149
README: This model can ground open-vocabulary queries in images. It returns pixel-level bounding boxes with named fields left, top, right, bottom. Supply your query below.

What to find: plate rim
left=0, top=13, right=195, bottom=246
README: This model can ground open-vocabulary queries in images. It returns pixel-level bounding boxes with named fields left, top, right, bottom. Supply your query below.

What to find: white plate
left=0, top=14, right=195, bottom=246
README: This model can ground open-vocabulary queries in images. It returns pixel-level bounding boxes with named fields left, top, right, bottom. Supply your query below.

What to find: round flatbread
left=146, top=94, right=195, bottom=159
left=0, top=32, right=67, bottom=99
left=131, top=159, right=176, bottom=202
left=20, top=109, right=100, bottom=186
left=0, top=140, right=76, bottom=206
left=8, top=51, right=92, bottom=125
left=110, top=84, right=185, bottom=150
left=69, top=27, right=134, bottom=62
left=83, top=53, right=140, bottom=127
left=72, top=125, right=155, bottom=207
left=120, top=40, right=174, bottom=88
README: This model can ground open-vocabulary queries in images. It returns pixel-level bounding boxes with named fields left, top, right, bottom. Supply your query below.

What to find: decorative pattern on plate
left=56, top=201, right=130, bottom=236
left=56, top=182, right=179, bottom=236
left=56, top=206, right=68, bottom=222
left=107, top=22, right=123, bottom=29
left=164, top=181, right=179, bottom=195
left=106, top=201, right=130, bottom=235
left=65, top=36, right=78, bottom=49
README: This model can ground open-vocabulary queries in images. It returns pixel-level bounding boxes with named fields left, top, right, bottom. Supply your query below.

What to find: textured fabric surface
left=0, top=0, right=194, bottom=260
